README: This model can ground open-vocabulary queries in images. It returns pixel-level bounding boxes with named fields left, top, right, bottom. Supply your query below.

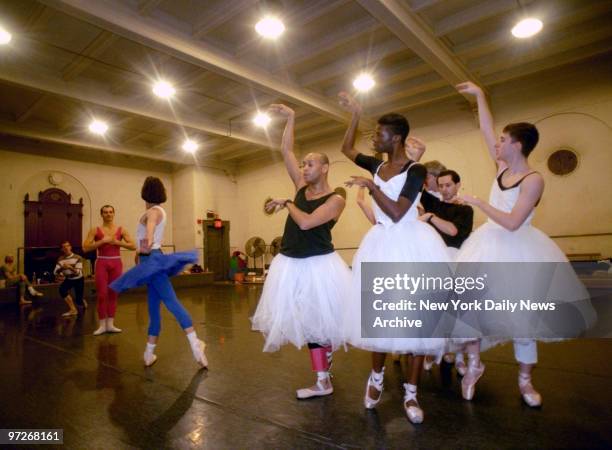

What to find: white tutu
left=251, top=252, right=351, bottom=352
left=343, top=219, right=451, bottom=355
left=454, top=222, right=596, bottom=350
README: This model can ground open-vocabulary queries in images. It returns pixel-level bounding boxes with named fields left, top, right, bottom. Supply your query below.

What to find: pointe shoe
left=519, top=373, right=542, bottom=407
left=192, top=339, right=208, bottom=369
left=461, top=362, right=485, bottom=400
left=19, top=298, right=33, bottom=306
left=296, top=376, right=333, bottom=399
left=455, top=360, right=467, bottom=377
left=423, top=356, right=435, bottom=371
left=62, top=310, right=78, bottom=317
left=403, top=384, right=424, bottom=424
left=144, top=352, right=157, bottom=367
left=364, top=369, right=384, bottom=409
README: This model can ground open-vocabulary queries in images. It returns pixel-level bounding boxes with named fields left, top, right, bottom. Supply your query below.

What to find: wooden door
left=203, top=220, right=230, bottom=281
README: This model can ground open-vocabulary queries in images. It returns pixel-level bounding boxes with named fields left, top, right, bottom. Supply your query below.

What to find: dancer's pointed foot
left=461, top=362, right=485, bottom=400
left=296, top=375, right=333, bottom=399
left=364, top=368, right=384, bottom=409
left=192, top=339, right=208, bottom=369
left=144, top=352, right=157, bottom=367
left=403, top=383, right=424, bottom=424
left=519, top=373, right=542, bottom=407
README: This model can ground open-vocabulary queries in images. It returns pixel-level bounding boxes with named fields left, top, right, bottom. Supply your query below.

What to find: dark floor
left=1, top=284, right=611, bottom=449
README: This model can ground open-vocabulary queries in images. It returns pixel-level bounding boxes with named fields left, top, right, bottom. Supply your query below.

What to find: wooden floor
left=0, top=284, right=611, bottom=449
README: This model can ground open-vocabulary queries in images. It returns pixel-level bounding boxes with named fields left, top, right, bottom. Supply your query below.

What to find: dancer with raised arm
left=454, top=81, right=595, bottom=406
left=338, top=91, right=450, bottom=424
left=252, top=104, right=351, bottom=399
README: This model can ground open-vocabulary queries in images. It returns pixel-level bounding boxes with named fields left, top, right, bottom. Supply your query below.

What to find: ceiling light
left=353, top=73, right=375, bottom=92
left=255, top=17, right=285, bottom=39
left=152, top=80, right=176, bottom=99
left=182, top=139, right=198, bottom=153
left=512, top=18, right=543, bottom=38
left=88, top=120, right=108, bottom=135
left=253, top=112, right=271, bottom=128
left=0, top=26, right=12, bottom=45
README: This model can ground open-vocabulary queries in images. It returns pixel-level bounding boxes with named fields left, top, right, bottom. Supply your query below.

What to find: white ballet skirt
left=251, top=251, right=351, bottom=352
left=453, top=170, right=596, bottom=345
left=343, top=165, right=451, bottom=356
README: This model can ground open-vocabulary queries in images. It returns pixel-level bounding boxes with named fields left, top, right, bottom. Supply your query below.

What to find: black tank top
left=280, top=186, right=337, bottom=258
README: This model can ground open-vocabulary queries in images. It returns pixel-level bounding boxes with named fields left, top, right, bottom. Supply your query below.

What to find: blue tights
left=147, top=273, right=193, bottom=336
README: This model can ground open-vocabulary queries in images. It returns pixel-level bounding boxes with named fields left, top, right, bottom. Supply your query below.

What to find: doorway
left=203, top=220, right=230, bottom=281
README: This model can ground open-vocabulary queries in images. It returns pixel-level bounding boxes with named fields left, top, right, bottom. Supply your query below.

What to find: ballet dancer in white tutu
left=251, top=104, right=351, bottom=399
left=338, top=91, right=450, bottom=424
left=453, top=81, right=596, bottom=407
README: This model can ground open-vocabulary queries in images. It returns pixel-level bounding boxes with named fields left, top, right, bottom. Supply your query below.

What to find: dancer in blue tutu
left=110, top=176, right=207, bottom=369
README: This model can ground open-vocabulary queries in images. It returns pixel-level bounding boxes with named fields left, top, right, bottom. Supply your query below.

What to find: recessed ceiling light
left=0, top=26, right=12, bottom=45
left=253, top=112, right=271, bottom=128
left=353, top=73, right=375, bottom=92
left=512, top=18, right=543, bottom=38
left=182, top=139, right=198, bottom=153
left=255, top=16, right=285, bottom=39
left=89, top=120, right=108, bottom=135
left=152, top=80, right=176, bottom=99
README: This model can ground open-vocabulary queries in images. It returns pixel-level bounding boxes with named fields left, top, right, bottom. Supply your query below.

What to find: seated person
left=229, top=251, right=247, bottom=280
left=54, top=242, right=86, bottom=317
left=1, top=255, right=43, bottom=305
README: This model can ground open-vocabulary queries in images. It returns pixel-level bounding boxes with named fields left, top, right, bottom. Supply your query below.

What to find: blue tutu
left=110, top=249, right=198, bottom=293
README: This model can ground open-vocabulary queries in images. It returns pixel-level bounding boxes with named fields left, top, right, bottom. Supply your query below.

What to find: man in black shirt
left=420, top=170, right=473, bottom=257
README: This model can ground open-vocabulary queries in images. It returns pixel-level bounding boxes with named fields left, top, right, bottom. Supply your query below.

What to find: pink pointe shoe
left=519, top=373, right=542, bottom=407
left=461, top=362, right=485, bottom=400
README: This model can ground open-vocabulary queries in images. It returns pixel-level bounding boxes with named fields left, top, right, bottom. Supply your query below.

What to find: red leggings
left=95, top=258, right=123, bottom=319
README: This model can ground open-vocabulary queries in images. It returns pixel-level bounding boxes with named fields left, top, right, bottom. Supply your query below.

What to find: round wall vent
left=547, top=149, right=578, bottom=176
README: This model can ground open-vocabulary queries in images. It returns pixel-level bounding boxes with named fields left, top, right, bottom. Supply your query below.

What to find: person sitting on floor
left=1, top=255, right=43, bottom=305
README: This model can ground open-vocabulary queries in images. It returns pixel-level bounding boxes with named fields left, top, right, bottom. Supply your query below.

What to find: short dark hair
left=100, top=204, right=115, bottom=215
left=377, top=113, right=410, bottom=144
left=437, top=169, right=460, bottom=184
left=503, top=122, right=539, bottom=157
left=141, top=176, right=167, bottom=204
left=60, top=241, right=71, bottom=248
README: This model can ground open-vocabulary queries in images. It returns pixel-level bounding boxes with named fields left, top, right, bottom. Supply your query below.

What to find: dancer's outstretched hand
left=455, top=81, right=484, bottom=97
left=268, top=104, right=295, bottom=117
left=338, top=91, right=362, bottom=114
left=345, top=176, right=373, bottom=189
left=265, top=198, right=289, bottom=213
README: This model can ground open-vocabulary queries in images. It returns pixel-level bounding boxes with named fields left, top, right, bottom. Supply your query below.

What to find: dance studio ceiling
left=0, top=0, right=610, bottom=171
